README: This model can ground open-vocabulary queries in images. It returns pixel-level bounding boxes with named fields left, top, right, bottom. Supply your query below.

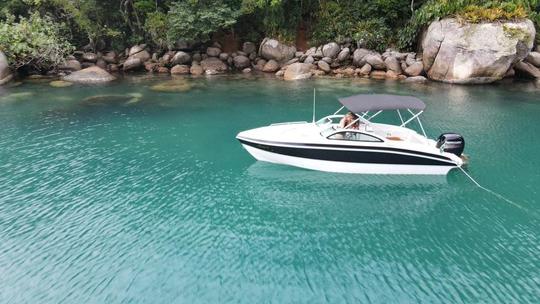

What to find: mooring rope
left=457, top=166, right=536, bottom=217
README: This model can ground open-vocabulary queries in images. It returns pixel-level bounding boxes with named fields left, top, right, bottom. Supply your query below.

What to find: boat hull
left=239, top=138, right=458, bottom=175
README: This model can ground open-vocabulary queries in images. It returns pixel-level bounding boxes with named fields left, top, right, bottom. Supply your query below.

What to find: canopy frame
left=334, top=101, right=427, bottom=137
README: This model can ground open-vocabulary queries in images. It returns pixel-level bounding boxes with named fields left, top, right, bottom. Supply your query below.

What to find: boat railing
left=270, top=121, right=308, bottom=126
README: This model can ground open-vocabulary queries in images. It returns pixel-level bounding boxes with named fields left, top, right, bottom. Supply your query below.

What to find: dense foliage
left=0, top=0, right=539, bottom=70
left=0, top=12, right=74, bottom=71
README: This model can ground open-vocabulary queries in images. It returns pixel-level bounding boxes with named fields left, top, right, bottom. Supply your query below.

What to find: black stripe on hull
left=238, top=139, right=456, bottom=166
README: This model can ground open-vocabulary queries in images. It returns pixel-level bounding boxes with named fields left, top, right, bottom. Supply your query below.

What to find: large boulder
left=0, top=51, right=12, bottom=85
left=129, top=50, right=151, bottom=62
left=322, top=42, right=340, bottom=58
left=123, top=57, right=143, bottom=71
left=129, top=45, right=145, bottom=56
left=262, top=60, right=279, bottom=72
left=233, top=55, right=250, bottom=69
left=63, top=66, right=116, bottom=83
left=206, top=47, right=221, bottom=57
left=422, top=18, right=535, bottom=84
left=384, top=56, right=402, bottom=73
left=352, top=48, right=371, bottom=66
left=259, top=38, right=296, bottom=62
left=59, top=59, right=82, bottom=71
left=365, top=54, right=386, bottom=70
left=317, top=60, right=331, bottom=73
left=404, top=62, right=424, bottom=76
left=337, top=48, right=350, bottom=62
left=200, top=57, right=228, bottom=73
left=171, top=51, right=191, bottom=65
left=283, top=63, right=312, bottom=80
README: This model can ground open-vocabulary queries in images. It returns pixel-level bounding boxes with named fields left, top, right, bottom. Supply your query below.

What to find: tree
left=166, top=0, right=240, bottom=43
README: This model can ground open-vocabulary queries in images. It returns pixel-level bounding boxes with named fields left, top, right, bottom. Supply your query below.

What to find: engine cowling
left=436, top=133, right=465, bottom=156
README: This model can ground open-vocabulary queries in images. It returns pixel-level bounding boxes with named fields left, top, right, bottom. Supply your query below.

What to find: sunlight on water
left=0, top=75, right=539, bottom=303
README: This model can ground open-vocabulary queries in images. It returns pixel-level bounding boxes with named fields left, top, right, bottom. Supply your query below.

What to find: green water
left=0, top=75, right=539, bottom=303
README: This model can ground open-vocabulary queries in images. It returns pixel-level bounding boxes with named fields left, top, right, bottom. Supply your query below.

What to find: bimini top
left=338, top=94, right=426, bottom=113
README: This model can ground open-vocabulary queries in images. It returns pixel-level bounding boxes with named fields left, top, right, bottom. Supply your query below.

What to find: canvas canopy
left=338, top=94, right=426, bottom=113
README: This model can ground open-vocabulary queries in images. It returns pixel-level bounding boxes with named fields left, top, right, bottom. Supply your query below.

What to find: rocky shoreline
left=1, top=18, right=540, bottom=86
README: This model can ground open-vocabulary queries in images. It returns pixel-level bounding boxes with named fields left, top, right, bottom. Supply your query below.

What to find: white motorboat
left=236, top=94, right=465, bottom=175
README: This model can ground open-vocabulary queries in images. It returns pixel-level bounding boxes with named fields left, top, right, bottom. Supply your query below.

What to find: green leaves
left=0, top=12, right=74, bottom=71
left=166, top=1, right=240, bottom=42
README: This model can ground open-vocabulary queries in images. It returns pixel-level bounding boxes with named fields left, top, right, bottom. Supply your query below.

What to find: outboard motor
left=436, top=133, right=465, bottom=156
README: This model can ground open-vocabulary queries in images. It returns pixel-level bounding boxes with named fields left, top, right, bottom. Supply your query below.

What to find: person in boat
left=339, top=111, right=360, bottom=129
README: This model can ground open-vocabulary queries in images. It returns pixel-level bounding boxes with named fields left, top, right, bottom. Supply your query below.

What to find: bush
left=145, top=11, right=168, bottom=49
left=0, top=12, right=74, bottom=71
left=166, top=1, right=240, bottom=43
left=353, top=18, right=392, bottom=52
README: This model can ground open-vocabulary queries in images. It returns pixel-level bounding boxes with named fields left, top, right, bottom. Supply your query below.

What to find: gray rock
left=304, top=56, right=315, bottom=64
left=200, top=57, right=227, bottom=73
left=322, top=42, right=340, bottom=58
left=59, top=59, right=82, bottom=71
left=353, top=48, right=371, bottom=66
left=305, top=47, right=317, bottom=56
left=62, top=66, right=115, bottom=83
left=123, top=57, right=143, bottom=71
left=284, top=63, right=312, bottom=80
left=233, top=55, right=251, bottom=69
left=0, top=51, right=12, bottom=85
left=171, top=51, right=191, bottom=65
left=359, top=64, right=372, bottom=75
left=275, top=70, right=284, bottom=77
left=295, top=51, right=304, bottom=58
left=129, top=50, right=151, bottom=63
left=514, top=61, right=540, bottom=78
left=242, top=68, right=252, bottom=73
left=317, top=61, right=331, bottom=73
left=259, top=38, right=296, bottom=62
left=206, top=47, right=221, bottom=57
left=337, top=48, right=350, bottom=62
left=401, top=62, right=408, bottom=72
left=384, top=56, right=402, bottom=73
left=322, top=57, right=333, bottom=64
left=404, top=62, right=424, bottom=76
left=160, top=52, right=174, bottom=65
left=190, top=64, right=203, bottom=76
left=262, top=60, right=279, bottom=72
left=242, top=42, right=256, bottom=54
left=82, top=52, right=98, bottom=63
left=525, top=51, right=540, bottom=67
left=405, top=53, right=416, bottom=66
left=129, top=45, right=144, bottom=56
left=171, top=64, right=190, bottom=74
left=313, top=47, right=323, bottom=58
left=248, top=52, right=256, bottom=60
left=365, top=54, right=386, bottom=70
left=219, top=53, right=229, bottom=61
left=422, top=18, right=535, bottom=83
left=404, top=76, right=428, bottom=83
